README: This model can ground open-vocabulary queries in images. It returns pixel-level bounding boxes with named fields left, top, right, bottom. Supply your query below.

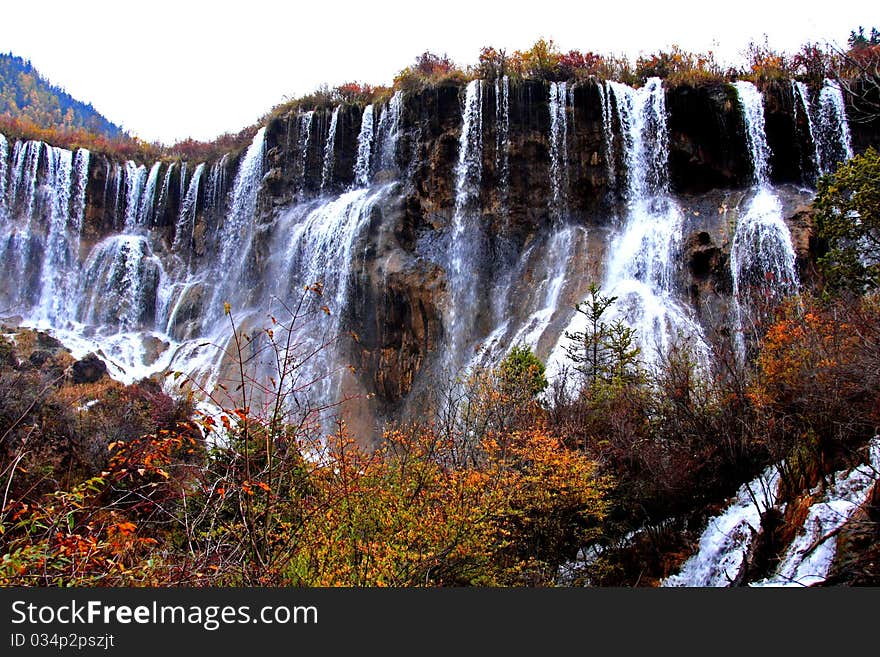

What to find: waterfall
left=753, top=439, right=880, bottom=587
left=205, top=153, right=230, bottom=221
left=123, top=161, right=147, bottom=228
left=665, top=439, right=880, bottom=587
left=207, top=183, right=396, bottom=425
left=178, top=161, right=188, bottom=208
left=156, top=162, right=175, bottom=223
left=734, top=81, right=772, bottom=185
left=598, top=81, right=617, bottom=194
left=662, top=467, right=781, bottom=587
left=354, top=104, right=374, bottom=188
left=298, top=111, right=315, bottom=193
left=447, top=80, right=484, bottom=360
left=730, top=82, right=799, bottom=360
left=136, top=161, right=162, bottom=226
left=71, top=149, right=90, bottom=235
left=208, top=127, right=267, bottom=316
left=792, top=80, right=820, bottom=180
left=173, top=162, right=205, bottom=253
left=0, top=133, right=8, bottom=221
left=10, top=140, right=42, bottom=222
left=815, top=78, right=854, bottom=175
left=376, top=90, right=403, bottom=174
left=110, top=162, right=124, bottom=227
left=77, top=234, right=162, bottom=332
left=2, top=141, right=41, bottom=305
left=35, top=146, right=74, bottom=322
left=5, top=141, right=45, bottom=308
left=548, top=81, right=569, bottom=220
left=547, top=78, right=709, bottom=380
left=321, top=106, right=340, bottom=193
left=495, top=75, right=510, bottom=212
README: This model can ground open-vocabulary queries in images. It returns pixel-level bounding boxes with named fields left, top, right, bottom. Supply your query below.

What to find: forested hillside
left=0, top=53, right=124, bottom=138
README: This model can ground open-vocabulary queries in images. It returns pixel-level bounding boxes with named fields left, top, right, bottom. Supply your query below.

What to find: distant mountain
left=0, top=52, right=125, bottom=139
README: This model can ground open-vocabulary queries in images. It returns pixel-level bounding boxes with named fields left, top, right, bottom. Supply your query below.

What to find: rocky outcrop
left=71, top=352, right=107, bottom=384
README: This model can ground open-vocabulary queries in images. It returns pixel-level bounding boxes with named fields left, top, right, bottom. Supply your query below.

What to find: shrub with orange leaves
left=749, top=296, right=880, bottom=469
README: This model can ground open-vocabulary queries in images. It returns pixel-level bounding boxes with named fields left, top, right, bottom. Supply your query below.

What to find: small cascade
left=10, top=140, right=42, bottom=222
left=548, top=81, right=569, bottom=220
left=815, top=78, right=854, bottom=174
left=178, top=161, right=188, bottom=207
left=1, top=140, right=42, bottom=304
left=484, top=80, right=573, bottom=358
left=792, top=80, right=820, bottom=180
left=205, top=154, right=230, bottom=221
left=35, top=146, right=74, bottom=322
left=109, top=162, right=124, bottom=227
left=298, top=111, right=315, bottom=193
left=730, top=81, right=799, bottom=360
left=662, top=467, right=781, bottom=587
left=3, top=141, right=47, bottom=308
left=353, top=104, right=375, bottom=187
left=598, top=81, right=617, bottom=194
left=77, top=234, right=163, bottom=332
left=173, top=162, right=205, bottom=253
left=208, top=127, right=267, bottom=316
left=494, top=75, right=510, bottom=212
left=0, top=133, right=8, bottom=221
left=320, top=106, right=340, bottom=193
left=279, top=183, right=392, bottom=351
left=753, top=439, right=880, bottom=587
left=375, top=90, right=403, bottom=174
left=136, top=161, right=162, bottom=226
left=123, top=161, right=147, bottom=229
left=156, top=162, right=176, bottom=223
left=447, top=79, right=484, bottom=360
left=734, top=81, right=772, bottom=185
left=71, top=149, right=90, bottom=236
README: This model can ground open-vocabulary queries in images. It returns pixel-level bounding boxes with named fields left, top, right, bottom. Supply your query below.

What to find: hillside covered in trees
left=0, top=53, right=125, bottom=139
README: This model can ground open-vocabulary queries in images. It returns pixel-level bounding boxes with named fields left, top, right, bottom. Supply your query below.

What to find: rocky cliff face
left=1, top=76, right=873, bottom=434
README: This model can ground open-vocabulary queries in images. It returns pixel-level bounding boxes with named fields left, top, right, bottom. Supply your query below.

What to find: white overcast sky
left=0, top=0, right=872, bottom=143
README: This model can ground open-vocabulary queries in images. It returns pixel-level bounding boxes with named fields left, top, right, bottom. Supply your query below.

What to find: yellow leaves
left=223, top=301, right=231, bottom=316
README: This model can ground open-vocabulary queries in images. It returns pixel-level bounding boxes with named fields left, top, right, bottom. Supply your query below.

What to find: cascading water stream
left=353, top=104, right=374, bottom=188
left=730, top=81, right=799, bottom=361
left=792, top=80, right=820, bottom=179
left=298, top=111, right=315, bottom=195
left=447, top=80, right=484, bottom=362
left=320, top=106, right=340, bottom=193
left=598, top=81, right=617, bottom=194
left=267, top=184, right=395, bottom=413
left=550, top=78, right=708, bottom=378
left=548, top=81, right=569, bottom=221
left=495, top=81, right=575, bottom=355
left=172, top=162, right=205, bottom=254
left=136, top=161, right=162, bottom=227
left=156, top=162, right=175, bottom=222
left=123, top=161, right=147, bottom=229
left=35, top=146, right=74, bottom=322
left=375, top=91, right=403, bottom=174
left=207, top=127, right=267, bottom=320
left=0, top=133, right=8, bottom=221
left=494, top=76, right=510, bottom=212
left=815, top=78, right=854, bottom=174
